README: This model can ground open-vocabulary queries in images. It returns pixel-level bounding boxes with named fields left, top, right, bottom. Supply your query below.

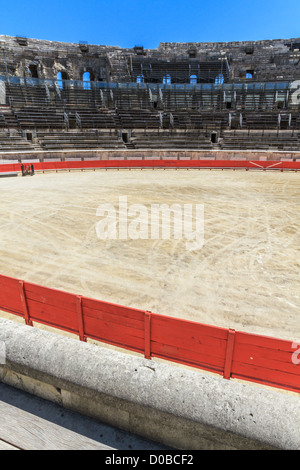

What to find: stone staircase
left=106, top=52, right=132, bottom=83
left=0, top=130, right=39, bottom=152
left=0, top=105, right=19, bottom=129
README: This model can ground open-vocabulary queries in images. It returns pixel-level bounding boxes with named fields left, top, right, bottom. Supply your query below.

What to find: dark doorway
left=68, top=115, right=76, bottom=129
left=211, top=132, right=218, bottom=144
left=29, top=64, right=38, bottom=78
left=122, top=132, right=128, bottom=143
left=277, top=100, right=285, bottom=109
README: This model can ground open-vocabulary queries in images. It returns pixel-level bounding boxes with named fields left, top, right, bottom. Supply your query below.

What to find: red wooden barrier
left=0, top=159, right=300, bottom=174
left=0, top=273, right=299, bottom=393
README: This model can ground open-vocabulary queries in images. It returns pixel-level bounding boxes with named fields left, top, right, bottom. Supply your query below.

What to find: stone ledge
left=0, top=318, right=299, bottom=450
left=0, top=149, right=300, bottom=163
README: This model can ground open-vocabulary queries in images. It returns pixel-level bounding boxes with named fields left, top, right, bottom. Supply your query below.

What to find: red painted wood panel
left=233, top=332, right=297, bottom=369
left=82, top=296, right=145, bottom=325
left=232, top=341, right=297, bottom=374
left=0, top=159, right=300, bottom=175
left=231, top=331, right=300, bottom=391
left=81, top=296, right=145, bottom=352
left=83, top=314, right=145, bottom=353
left=25, top=298, right=77, bottom=333
left=23, top=282, right=78, bottom=332
left=152, top=345, right=226, bottom=373
left=0, top=274, right=24, bottom=316
left=232, top=361, right=300, bottom=392
left=38, top=159, right=300, bottom=171
left=24, top=282, right=77, bottom=312
left=150, top=313, right=228, bottom=372
left=0, top=273, right=299, bottom=393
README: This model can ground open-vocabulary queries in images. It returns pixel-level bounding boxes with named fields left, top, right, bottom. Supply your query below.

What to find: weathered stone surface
left=0, top=34, right=299, bottom=83
left=1, top=318, right=300, bottom=449
left=0, top=35, right=299, bottom=155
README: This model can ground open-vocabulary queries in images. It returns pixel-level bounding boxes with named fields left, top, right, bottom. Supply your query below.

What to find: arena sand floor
left=0, top=168, right=299, bottom=344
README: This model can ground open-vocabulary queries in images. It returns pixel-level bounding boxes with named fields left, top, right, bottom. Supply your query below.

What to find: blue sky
left=0, top=0, right=299, bottom=48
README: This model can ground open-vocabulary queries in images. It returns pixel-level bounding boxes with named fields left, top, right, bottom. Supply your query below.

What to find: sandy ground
left=0, top=168, right=299, bottom=343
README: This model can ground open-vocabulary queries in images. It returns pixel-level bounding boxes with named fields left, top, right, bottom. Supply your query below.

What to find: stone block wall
left=0, top=82, right=5, bottom=104
left=0, top=35, right=299, bottom=84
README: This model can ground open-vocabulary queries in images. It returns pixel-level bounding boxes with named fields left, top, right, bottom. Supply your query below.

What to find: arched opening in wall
left=136, top=74, right=144, bottom=83
left=57, top=72, right=63, bottom=89
left=190, top=74, right=197, bottom=84
left=83, top=71, right=95, bottom=90
left=246, top=70, right=253, bottom=79
left=28, top=64, right=38, bottom=78
left=162, top=74, right=171, bottom=85
left=215, top=74, right=224, bottom=85
left=83, top=72, right=90, bottom=89
left=56, top=71, right=69, bottom=89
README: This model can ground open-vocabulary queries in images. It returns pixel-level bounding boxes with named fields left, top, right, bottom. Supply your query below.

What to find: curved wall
left=1, top=34, right=300, bottom=83
left=0, top=148, right=300, bottom=164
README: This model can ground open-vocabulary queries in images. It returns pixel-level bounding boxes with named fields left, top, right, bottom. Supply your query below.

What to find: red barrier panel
left=81, top=295, right=146, bottom=353
left=24, top=281, right=78, bottom=333
left=150, top=313, right=228, bottom=374
left=0, top=274, right=299, bottom=393
left=231, top=331, right=300, bottom=392
left=0, top=159, right=300, bottom=174
left=0, top=274, right=23, bottom=317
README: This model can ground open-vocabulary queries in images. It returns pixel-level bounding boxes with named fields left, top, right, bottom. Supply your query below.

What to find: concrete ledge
left=0, top=148, right=300, bottom=163
left=0, top=318, right=299, bottom=450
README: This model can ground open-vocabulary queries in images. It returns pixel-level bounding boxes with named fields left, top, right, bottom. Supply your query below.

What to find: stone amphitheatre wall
left=0, top=148, right=299, bottom=164
left=0, top=34, right=300, bottom=83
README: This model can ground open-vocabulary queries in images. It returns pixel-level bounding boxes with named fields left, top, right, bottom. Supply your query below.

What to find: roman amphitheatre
left=0, top=34, right=299, bottom=450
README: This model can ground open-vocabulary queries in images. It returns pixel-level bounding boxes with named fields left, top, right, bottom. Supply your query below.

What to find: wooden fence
left=0, top=273, right=299, bottom=394
left=0, top=158, right=299, bottom=174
